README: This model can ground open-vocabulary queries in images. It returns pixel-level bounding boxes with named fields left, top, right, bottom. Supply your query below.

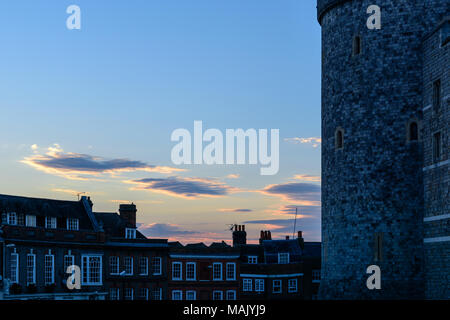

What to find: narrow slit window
left=433, top=79, right=441, bottom=111
left=433, top=132, right=441, bottom=162
left=374, top=233, right=383, bottom=262
left=353, top=35, right=361, bottom=55
left=409, top=122, right=418, bottom=142
left=335, top=129, right=344, bottom=150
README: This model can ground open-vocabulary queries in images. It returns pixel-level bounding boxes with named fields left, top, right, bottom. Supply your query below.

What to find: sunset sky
left=0, top=0, right=321, bottom=244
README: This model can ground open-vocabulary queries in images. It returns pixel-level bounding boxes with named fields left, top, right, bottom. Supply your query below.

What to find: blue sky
left=0, top=0, right=321, bottom=244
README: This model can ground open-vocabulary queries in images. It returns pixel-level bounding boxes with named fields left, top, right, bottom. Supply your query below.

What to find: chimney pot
left=286, top=236, right=290, bottom=240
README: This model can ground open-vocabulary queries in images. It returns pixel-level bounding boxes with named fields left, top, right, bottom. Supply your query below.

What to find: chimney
left=119, top=203, right=137, bottom=228
left=232, top=224, right=247, bottom=246
left=286, top=236, right=290, bottom=240
left=259, top=230, right=272, bottom=244
left=297, top=230, right=304, bottom=249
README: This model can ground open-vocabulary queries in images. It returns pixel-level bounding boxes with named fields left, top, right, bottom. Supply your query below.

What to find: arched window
left=408, top=121, right=419, bottom=142
left=335, top=128, right=344, bottom=150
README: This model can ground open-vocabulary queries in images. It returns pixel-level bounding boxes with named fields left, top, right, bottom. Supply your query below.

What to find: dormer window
left=247, top=256, right=258, bottom=264
left=25, top=215, right=36, bottom=227
left=7, top=212, right=17, bottom=225
left=125, top=228, right=136, bottom=239
left=67, top=218, right=79, bottom=231
left=278, top=253, right=290, bottom=264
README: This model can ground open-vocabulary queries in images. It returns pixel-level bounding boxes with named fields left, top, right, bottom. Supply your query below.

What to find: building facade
left=317, top=0, right=449, bottom=299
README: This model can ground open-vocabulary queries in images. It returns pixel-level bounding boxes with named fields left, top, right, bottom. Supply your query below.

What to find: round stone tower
left=317, top=0, right=449, bottom=299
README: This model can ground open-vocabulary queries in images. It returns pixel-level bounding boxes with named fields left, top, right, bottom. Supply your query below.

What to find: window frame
left=255, top=279, right=265, bottom=292
left=186, top=262, right=196, bottom=281
left=109, top=256, right=119, bottom=275
left=109, top=288, right=120, bottom=300
left=45, top=216, right=57, bottom=229
left=25, top=215, right=36, bottom=227
left=7, top=212, right=17, bottom=225
left=226, top=290, right=236, bottom=300
left=278, top=253, right=290, bottom=264
left=124, top=288, right=134, bottom=301
left=172, top=290, right=183, bottom=301
left=243, top=278, right=252, bottom=292
left=212, top=262, right=223, bottom=281
left=139, top=257, right=148, bottom=276
left=288, top=279, right=298, bottom=293
left=10, top=252, right=19, bottom=283
left=247, top=256, right=258, bottom=264
left=66, top=218, right=79, bottom=231
left=124, top=256, right=134, bottom=276
left=186, top=290, right=197, bottom=301
left=44, top=254, right=55, bottom=285
left=26, top=253, right=36, bottom=285
left=212, top=290, right=223, bottom=300
left=125, top=228, right=136, bottom=239
left=172, top=261, right=182, bottom=280
left=273, top=279, right=282, bottom=293
left=226, top=262, right=236, bottom=280
left=81, top=255, right=102, bottom=286
left=152, top=257, right=162, bottom=275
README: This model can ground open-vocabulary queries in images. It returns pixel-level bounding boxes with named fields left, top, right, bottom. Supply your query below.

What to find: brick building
left=168, top=241, right=240, bottom=300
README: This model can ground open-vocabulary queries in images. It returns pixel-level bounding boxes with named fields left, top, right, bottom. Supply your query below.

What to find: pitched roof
left=94, top=211, right=146, bottom=239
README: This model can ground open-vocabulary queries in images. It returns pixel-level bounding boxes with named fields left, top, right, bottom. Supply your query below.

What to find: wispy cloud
left=139, top=223, right=227, bottom=244
left=22, top=144, right=183, bottom=180
left=225, top=174, right=240, bottom=179
left=126, top=176, right=239, bottom=199
left=218, top=208, right=253, bottom=213
left=284, top=137, right=321, bottom=148
left=260, top=182, right=321, bottom=205
left=292, top=174, right=321, bottom=183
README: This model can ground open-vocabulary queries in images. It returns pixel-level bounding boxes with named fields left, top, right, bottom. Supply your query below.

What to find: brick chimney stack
left=259, top=230, right=272, bottom=244
left=232, top=224, right=247, bottom=246
left=297, top=230, right=304, bottom=249
left=119, top=203, right=137, bottom=228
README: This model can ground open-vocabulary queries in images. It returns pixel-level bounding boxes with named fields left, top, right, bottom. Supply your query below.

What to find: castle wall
left=317, top=0, right=449, bottom=299
left=422, top=19, right=449, bottom=299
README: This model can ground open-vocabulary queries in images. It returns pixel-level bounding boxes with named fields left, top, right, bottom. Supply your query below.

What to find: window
left=374, top=233, right=383, bottom=262
left=213, top=263, right=222, bottom=280
left=433, top=132, right=441, bottom=162
left=125, top=228, right=136, bottom=239
left=26, top=253, right=36, bottom=285
left=335, top=128, right=344, bottom=150
left=408, top=121, right=419, bottom=142
left=109, top=256, right=119, bottom=275
left=288, top=279, right=298, bottom=293
left=151, top=288, right=162, bottom=300
left=213, top=291, right=223, bottom=300
left=45, top=254, right=55, bottom=285
left=45, top=217, right=57, bottom=229
left=64, top=254, right=75, bottom=279
left=312, top=270, right=321, bottom=282
left=140, top=288, right=149, bottom=300
left=243, top=279, right=252, bottom=291
left=186, top=290, right=196, bottom=300
left=124, top=257, right=133, bottom=275
left=278, top=253, right=290, bottom=264
left=226, top=290, right=236, bottom=300
left=81, top=255, right=102, bottom=285
left=46, top=217, right=57, bottom=229
left=255, top=279, right=264, bottom=292
left=247, top=256, right=258, bottom=264
left=433, top=79, right=441, bottom=111
left=7, top=212, right=17, bottom=225
left=25, top=215, right=36, bottom=227
left=10, top=253, right=19, bottom=283
left=353, top=35, right=361, bottom=55
left=273, top=280, right=282, bottom=293
left=186, top=262, right=196, bottom=281
left=172, top=290, right=182, bottom=300
left=226, top=263, right=236, bottom=280
left=110, top=288, right=120, bottom=300
left=152, top=257, right=162, bottom=275
left=67, top=218, right=79, bottom=231
left=139, top=257, right=148, bottom=275
left=124, top=288, right=134, bottom=301
left=172, top=262, right=182, bottom=280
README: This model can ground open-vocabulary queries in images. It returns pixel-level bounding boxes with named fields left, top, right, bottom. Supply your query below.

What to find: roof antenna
left=293, top=207, right=298, bottom=239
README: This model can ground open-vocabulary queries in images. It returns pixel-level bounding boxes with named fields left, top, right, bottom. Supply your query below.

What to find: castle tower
left=317, top=0, right=449, bottom=299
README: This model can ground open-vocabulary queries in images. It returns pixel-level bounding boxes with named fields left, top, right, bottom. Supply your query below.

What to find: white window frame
left=278, top=253, right=290, bottom=264
left=81, top=255, right=102, bottom=285
left=109, top=256, right=119, bottom=275
left=243, top=278, right=252, bottom=292
left=226, top=262, right=236, bottom=280
left=44, top=254, right=55, bottom=285
left=255, top=279, right=265, bottom=292
left=64, top=254, right=75, bottom=275
left=125, top=228, right=136, bottom=239
left=212, top=290, right=223, bottom=300
left=186, top=262, right=196, bottom=281
left=312, top=269, right=321, bottom=282
left=110, top=288, right=120, bottom=300
left=226, top=290, right=236, bottom=300
left=152, top=257, right=162, bottom=275
left=139, top=257, right=148, bottom=275
left=172, top=290, right=182, bottom=300
left=213, top=262, right=222, bottom=281
left=124, top=288, right=134, bottom=301
left=7, top=212, right=17, bottom=225
left=186, top=290, right=196, bottom=300
left=66, top=218, right=79, bottom=231
left=151, top=288, right=162, bottom=300
left=273, top=279, right=282, bottom=293
left=288, top=279, right=298, bottom=293
left=172, top=262, right=182, bottom=280
left=10, top=252, right=19, bottom=283
left=45, top=216, right=57, bottom=229
left=124, top=256, right=133, bottom=275
left=140, top=287, right=149, bottom=300
left=26, top=253, right=36, bottom=285
left=247, top=256, right=258, bottom=264
left=25, top=215, right=36, bottom=227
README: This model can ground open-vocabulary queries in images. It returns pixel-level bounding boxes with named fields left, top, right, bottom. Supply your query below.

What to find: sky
left=0, top=0, right=322, bottom=244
